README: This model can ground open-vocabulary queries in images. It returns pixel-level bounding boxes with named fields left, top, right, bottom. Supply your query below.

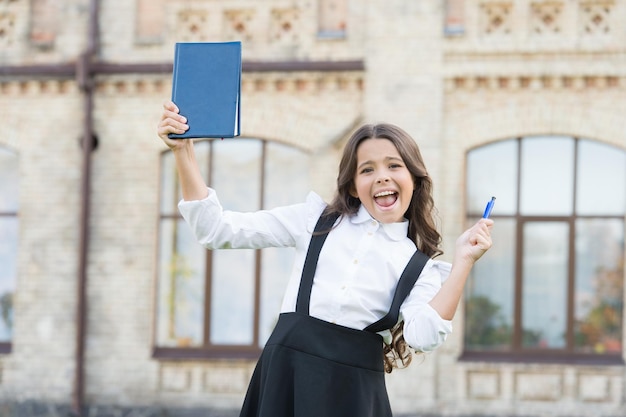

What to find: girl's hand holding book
left=157, top=100, right=190, bottom=151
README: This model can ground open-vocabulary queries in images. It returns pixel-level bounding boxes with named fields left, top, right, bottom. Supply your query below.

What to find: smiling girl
left=157, top=101, right=493, bottom=417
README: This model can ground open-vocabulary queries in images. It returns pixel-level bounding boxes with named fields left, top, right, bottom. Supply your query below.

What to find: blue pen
left=482, top=196, right=496, bottom=219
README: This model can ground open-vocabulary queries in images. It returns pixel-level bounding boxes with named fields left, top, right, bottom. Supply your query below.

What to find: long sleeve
left=178, top=188, right=326, bottom=250
left=400, top=260, right=453, bottom=352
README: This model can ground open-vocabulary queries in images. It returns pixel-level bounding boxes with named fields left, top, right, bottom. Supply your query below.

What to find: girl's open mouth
left=374, top=190, right=398, bottom=208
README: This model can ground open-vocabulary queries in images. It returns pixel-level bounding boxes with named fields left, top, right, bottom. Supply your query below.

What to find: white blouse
left=178, top=189, right=453, bottom=352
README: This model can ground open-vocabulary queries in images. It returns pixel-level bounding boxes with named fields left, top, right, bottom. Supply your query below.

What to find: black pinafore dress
left=239, top=213, right=429, bottom=417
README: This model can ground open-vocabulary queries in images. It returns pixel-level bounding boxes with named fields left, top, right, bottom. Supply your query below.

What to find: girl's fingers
left=157, top=101, right=190, bottom=149
left=161, top=109, right=187, bottom=124
left=158, top=106, right=189, bottom=138
left=161, top=116, right=188, bottom=132
left=463, top=220, right=493, bottom=259
left=163, top=100, right=179, bottom=113
left=160, top=101, right=187, bottom=126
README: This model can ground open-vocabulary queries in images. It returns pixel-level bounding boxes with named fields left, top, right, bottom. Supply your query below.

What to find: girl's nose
left=376, top=176, right=390, bottom=183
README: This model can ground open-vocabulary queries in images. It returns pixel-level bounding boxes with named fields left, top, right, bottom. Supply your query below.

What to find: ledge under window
left=459, top=350, right=624, bottom=366
left=153, top=346, right=261, bottom=361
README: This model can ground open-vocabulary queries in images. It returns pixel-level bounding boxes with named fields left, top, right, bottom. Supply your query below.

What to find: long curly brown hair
left=324, top=123, right=442, bottom=373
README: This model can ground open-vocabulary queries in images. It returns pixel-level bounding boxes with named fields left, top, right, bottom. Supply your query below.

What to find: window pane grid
left=0, top=147, right=18, bottom=346
left=464, top=137, right=624, bottom=362
left=155, top=139, right=310, bottom=358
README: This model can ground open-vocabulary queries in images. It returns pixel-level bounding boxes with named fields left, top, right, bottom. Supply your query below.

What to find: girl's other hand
left=157, top=100, right=190, bottom=150
left=455, top=218, right=493, bottom=267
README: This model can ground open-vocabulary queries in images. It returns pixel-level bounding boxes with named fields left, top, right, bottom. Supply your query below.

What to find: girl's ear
left=349, top=185, right=359, bottom=199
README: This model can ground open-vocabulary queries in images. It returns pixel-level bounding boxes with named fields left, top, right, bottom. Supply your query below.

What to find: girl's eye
left=389, top=163, right=402, bottom=169
left=360, top=167, right=373, bottom=174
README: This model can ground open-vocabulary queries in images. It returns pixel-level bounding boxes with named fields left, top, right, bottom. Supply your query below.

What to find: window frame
left=0, top=145, right=18, bottom=354
left=153, top=138, right=309, bottom=360
left=461, top=136, right=625, bottom=365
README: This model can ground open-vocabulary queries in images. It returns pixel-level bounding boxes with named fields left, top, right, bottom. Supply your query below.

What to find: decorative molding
left=5, top=73, right=624, bottom=96
left=479, top=2, right=513, bottom=36
left=0, top=72, right=364, bottom=97
left=223, top=8, right=255, bottom=42
left=467, top=370, right=501, bottom=400
left=445, top=74, right=624, bottom=91
left=577, top=373, right=613, bottom=403
left=0, top=79, right=77, bottom=95
left=0, top=10, right=17, bottom=49
left=580, top=1, right=614, bottom=35
left=241, top=72, right=363, bottom=94
left=174, top=8, right=210, bottom=42
left=269, top=7, right=300, bottom=44
left=530, top=1, right=564, bottom=35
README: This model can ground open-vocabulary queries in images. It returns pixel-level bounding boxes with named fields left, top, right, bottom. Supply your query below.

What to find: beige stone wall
left=0, top=0, right=625, bottom=416
left=0, top=81, right=83, bottom=402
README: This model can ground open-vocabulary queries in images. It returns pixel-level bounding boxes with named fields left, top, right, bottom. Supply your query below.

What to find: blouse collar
left=351, top=205, right=409, bottom=242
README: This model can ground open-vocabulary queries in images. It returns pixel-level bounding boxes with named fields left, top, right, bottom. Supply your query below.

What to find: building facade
left=0, top=1, right=624, bottom=416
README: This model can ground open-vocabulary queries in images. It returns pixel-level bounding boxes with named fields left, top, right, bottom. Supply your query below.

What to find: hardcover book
left=168, top=41, right=242, bottom=139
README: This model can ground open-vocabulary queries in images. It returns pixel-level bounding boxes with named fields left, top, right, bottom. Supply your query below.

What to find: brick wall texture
left=0, top=1, right=625, bottom=416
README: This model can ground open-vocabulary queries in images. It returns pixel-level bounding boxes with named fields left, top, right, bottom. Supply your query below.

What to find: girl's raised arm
left=428, top=218, right=493, bottom=320
left=157, top=100, right=209, bottom=201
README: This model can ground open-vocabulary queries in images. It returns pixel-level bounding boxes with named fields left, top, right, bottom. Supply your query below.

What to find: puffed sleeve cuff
left=177, top=188, right=224, bottom=246
left=400, top=260, right=453, bottom=352
left=402, top=304, right=452, bottom=352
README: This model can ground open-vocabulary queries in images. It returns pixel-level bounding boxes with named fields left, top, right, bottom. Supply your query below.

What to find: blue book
left=169, top=41, right=241, bottom=139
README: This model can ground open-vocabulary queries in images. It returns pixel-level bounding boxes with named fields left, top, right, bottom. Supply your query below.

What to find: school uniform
left=179, top=189, right=453, bottom=416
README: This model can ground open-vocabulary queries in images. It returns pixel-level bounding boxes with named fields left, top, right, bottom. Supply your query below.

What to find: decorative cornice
left=445, top=75, right=625, bottom=92
left=0, top=59, right=364, bottom=77
left=0, top=72, right=364, bottom=96
left=0, top=60, right=365, bottom=96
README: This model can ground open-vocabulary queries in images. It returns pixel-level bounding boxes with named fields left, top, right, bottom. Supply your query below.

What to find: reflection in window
left=156, top=139, right=310, bottom=356
left=317, top=0, right=347, bottom=38
left=575, top=219, right=624, bottom=354
left=0, top=146, right=18, bottom=346
left=464, top=137, right=624, bottom=362
left=444, top=0, right=466, bottom=35
left=522, top=222, right=568, bottom=349
left=520, top=137, right=574, bottom=216
left=464, top=218, right=515, bottom=350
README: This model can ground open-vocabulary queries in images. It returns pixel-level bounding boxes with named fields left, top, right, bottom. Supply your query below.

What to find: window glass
left=156, top=218, right=206, bottom=347
left=211, top=139, right=262, bottom=210
left=465, top=137, right=624, bottom=360
left=159, top=148, right=178, bottom=215
left=258, top=143, right=310, bottom=345
left=464, top=218, right=516, bottom=350
left=0, top=148, right=19, bottom=212
left=156, top=138, right=310, bottom=353
left=0, top=217, right=17, bottom=341
left=520, top=136, right=574, bottom=216
left=576, top=140, right=626, bottom=215
left=0, top=147, right=17, bottom=344
left=574, top=218, right=623, bottom=354
left=208, top=140, right=262, bottom=345
left=264, top=142, right=309, bottom=206
left=522, top=222, right=569, bottom=348
left=211, top=250, right=256, bottom=345
left=318, top=0, right=347, bottom=38
left=467, top=140, right=517, bottom=216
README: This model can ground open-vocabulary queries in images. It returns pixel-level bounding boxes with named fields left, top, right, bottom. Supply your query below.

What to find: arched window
left=464, top=136, right=624, bottom=363
left=0, top=146, right=18, bottom=352
left=155, top=138, right=310, bottom=358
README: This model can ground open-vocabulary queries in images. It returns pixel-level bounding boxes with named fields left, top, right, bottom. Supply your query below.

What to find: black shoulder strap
left=364, top=250, right=430, bottom=333
left=295, top=211, right=340, bottom=314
